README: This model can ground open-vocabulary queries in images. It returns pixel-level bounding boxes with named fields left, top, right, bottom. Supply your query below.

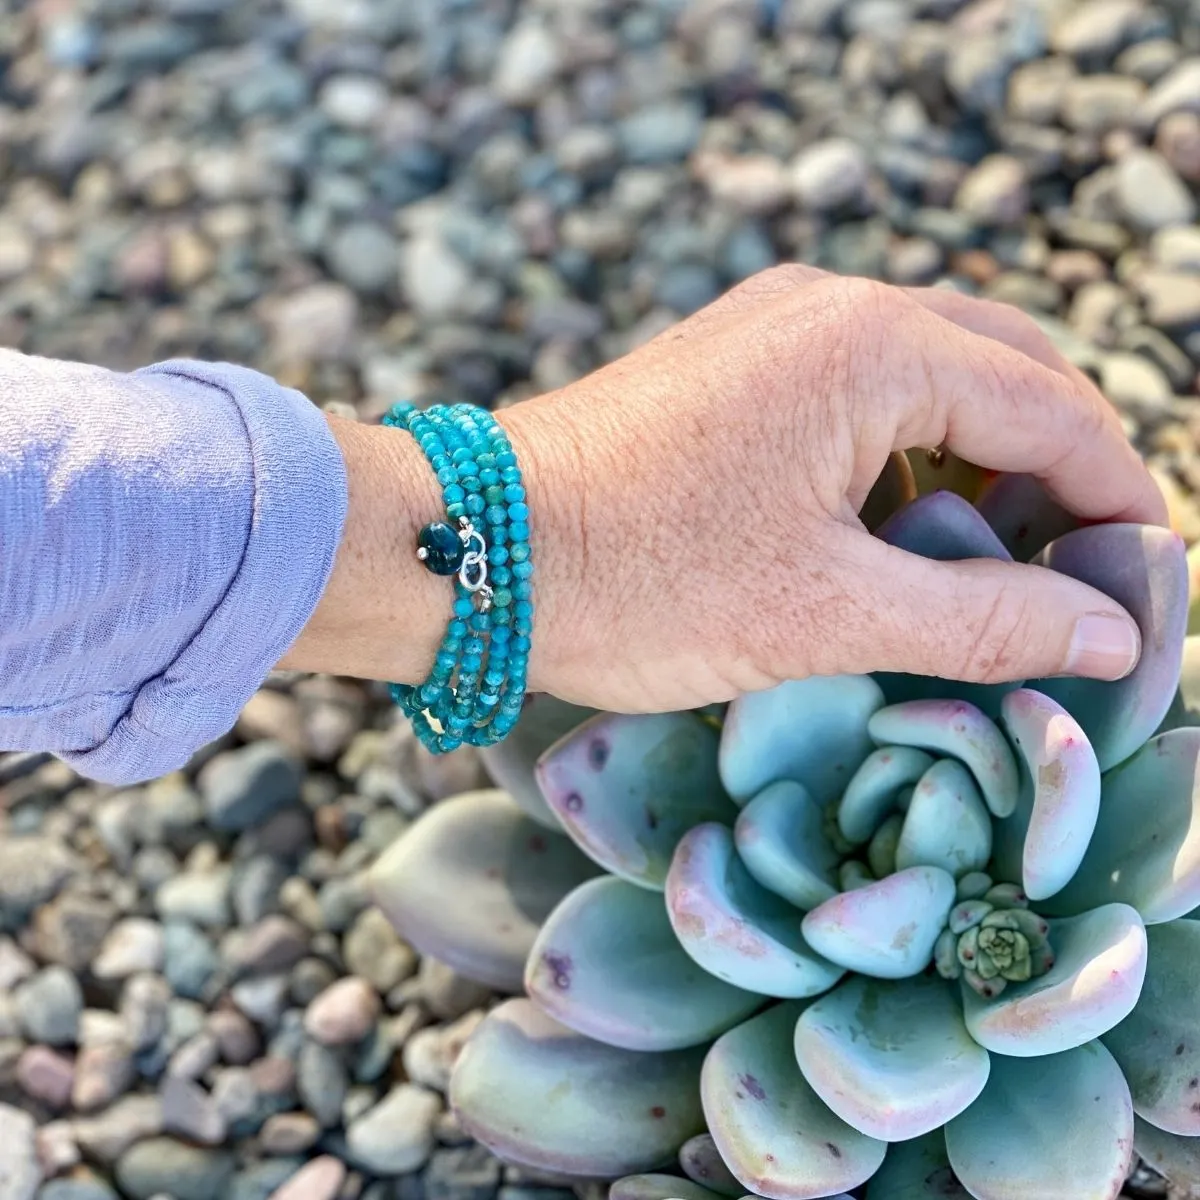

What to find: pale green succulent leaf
left=1029, top=524, right=1188, bottom=772
left=895, top=758, right=992, bottom=878
left=873, top=490, right=1019, bottom=719
left=1133, top=1115, right=1200, bottom=1190
left=944, top=1043, right=1133, bottom=1200
left=719, top=676, right=884, bottom=806
left=534, top=711, right=733, bottom=890
left=678, top=1134, right=743, bottom=1197
left=865, top=1132, right=971, bottom=1200
left=1043, top=728, right=1200, bottom=924
left=962, top=903, right=1147, bottom=1056
left=701, top=1002, right=886, bottom=1200
left=793, top=974, right=990, bottom=1141
left=1102, top=919, right=1200, bottom=1135
left=1155, top=635, right=1200, bottom=734
left=838, top=746, right=935, bottom=846
left=734, top=781, right=838, bottom=911
left=526, top=876, right=761, bottom=1052
left=975, top=473, right=1080, bottom=563
left=368, top=789, right=601, bottom=992
left=450, top=998, right=706, bottom=1177
left=867, top=699, right=1019, bottom=818
left=609, top=1175, right=729, bottom=1200
left=992, top=687, right=1101, bottom=902
left=800, top=865, right=956, bottom=979
left=480, top=694, right=597, bottom=828
left=666, top=824, right=844, bottom=998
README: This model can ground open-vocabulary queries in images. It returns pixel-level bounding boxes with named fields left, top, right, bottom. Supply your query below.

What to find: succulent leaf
left=450, top=998, right=706, bottom=1177
left=719, top=676, right=884, bottom=807
left=944, top=1043, right=1133, bottom=1200
left=895, top=758, right=992, bottom=878
left=962, top=903, right=1147, bottom=1056
left=838, top=747, right=935, bottom=846
left=609, top=1175, right=729, bottom=1200
left=535, top=712, right=733, bottom=890
left=794, top=974, right=991, bottom=1141
left=1043, top=728, right=1200, bottom=924
left=679, top=1134, right=744, bottom=1197
left=666, top=824, right=845, bottom=998
left=974, top=473, right=1080, bottom=562
left=992, top=688, right=1101, bottom=902
left=480, top=695, right=598, bottom=828
left=734, top=781, right=839, bottom=911
left=701, top=1003, right=887, bottom=1200
left=1102, top=919, right=1200, bottom=1135
left=1133, top=1115, right=1200, bottom=1190
left=867, top=700, right=1019, bottom=818
left=1029, top=524, right=1188, bottom=772
left=1155, top=635, right=1200, bottom=734
left=368, top=789, right=601, bottom=991
left=800, top=865, right=956, bottom=979
left=859, top=450, right=918, bottom=533
left=866, top=812, right=904, bottom=878
left=526, top=876, right=762, bottom=1052
left=873, top=490, right=1019, bottom=719
left=865, top=1132, right=971, bottom=1199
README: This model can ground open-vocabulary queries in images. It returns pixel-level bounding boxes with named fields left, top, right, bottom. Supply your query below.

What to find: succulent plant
left=370, top=455, right=1200, bottom=1200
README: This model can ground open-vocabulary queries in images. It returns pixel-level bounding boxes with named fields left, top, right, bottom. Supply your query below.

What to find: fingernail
left=1065, top=613, right=1141, bottom=681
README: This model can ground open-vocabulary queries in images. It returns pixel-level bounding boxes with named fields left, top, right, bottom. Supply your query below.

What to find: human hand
left=499, top=266, right=1168, bottom=714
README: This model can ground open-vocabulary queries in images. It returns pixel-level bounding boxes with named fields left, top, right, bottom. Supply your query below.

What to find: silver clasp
left=457, top=518, right=494, bottom=611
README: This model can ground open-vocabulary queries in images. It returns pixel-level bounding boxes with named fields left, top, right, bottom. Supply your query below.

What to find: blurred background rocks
left=0, top=0, right=1198, bottom=1197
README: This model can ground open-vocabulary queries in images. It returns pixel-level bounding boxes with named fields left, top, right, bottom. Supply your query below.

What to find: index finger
left=886, top=297, right=1167, bottom=528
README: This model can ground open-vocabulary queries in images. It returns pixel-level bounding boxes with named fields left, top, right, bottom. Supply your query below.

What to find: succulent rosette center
left=369, top=466, right=1200, bottom=1200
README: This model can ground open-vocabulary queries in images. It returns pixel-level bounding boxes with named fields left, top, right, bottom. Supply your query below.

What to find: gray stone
left=0, top=1104, right=41, bottom=1200
left=15, top=967, right=82, bottom=1047
left=265, top=284, right=359, bottom=364
left=1115, top=150, right=1197, bottom=231
left=326, top=223, right=400, bottom=295
left=418, top=958, right=493, bottom=1021
left=345, top=1084, right=441, bottom=1175
left=16, top=1045, right=75, bottom=1109
left=115, top=1139, right=235, bottom=1200
left=161, top=1075, right=227, bottom=1146
left=0, top=939, right=35, bottom=992
left=343, top=909, right=417, bottom=994
left=120, top=973, right=172, bottom=1052
left=1138, top=270, right=1200, bottom=329
left=402, top=1011, right=486, bottom=1093
left=37, top=1179, right=120, bottom=1200
left=34, top=893, right=116, bottom=972
left=167, top=1031, right=220, bottom=1081
left=229, top=1160, right=306, bottom=1200
left=1139, top=58, right=1200, bottom=127
left=72, top=1043, right=137, bottom=1112
left=655, top=264, right=720, bottom=315
left=199, top=743, right=302, bottom=833
left=0, top=839, right=78, bottom=920
left=94, top=919, right=164, bottom=981
left=71, top=1095, right=164, bottom=1163
left=231, top=916, right=310, bottom=978
left=319, top=75, right=388, bottom=130
left=493, top=22, right=561, bottom=106
left=1151, top=227, right=1200, bottom=272
left=290, top=957, right=339, bottom=1007
left=260, top=1111, right=321, bottom=1156
left=304, top=976, right=380, bottom=1046
left=401, top=235, right=473, bottom=319
left=230, top=974, right=290, bottom=1027
left=157, top=870, right=232, bottom=929
left=207, top=1010, right=261, bottom=1066
left=425, top=1146, right=502, bottom=1200
left=955, top=155, right=1029, bottom=225
left=233, top=857, right=290, bottom=928
left=1117, top=326, right=1196, bottom=391
left=618, top=100, right=705, bottom=165
left=264, top=1156, right=345, bottom=1200
left=163, top=921, right=220, bottom=999
left=789, top=139, right=869, bottom=210
left=297, top=1040, right=349, bottom=1128
left=1099, top=352, right=1174, bottom=412
left=1060, top=75, right=1146, bottom=133
left=1050, top=0, right=1144, bottom=60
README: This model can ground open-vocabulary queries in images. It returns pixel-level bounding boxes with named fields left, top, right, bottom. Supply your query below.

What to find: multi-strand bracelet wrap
left=382, top=401, right=533, bottom=754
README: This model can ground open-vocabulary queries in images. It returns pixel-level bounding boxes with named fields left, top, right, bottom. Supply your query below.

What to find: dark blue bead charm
left=417, top=522, right=466, bottom=576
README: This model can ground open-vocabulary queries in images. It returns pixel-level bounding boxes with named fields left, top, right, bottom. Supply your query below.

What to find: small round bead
left=437, top=467, right=458, bottom=487
left=490, top=546, right=509, bottom=566
left=460, top=475, right=482, bottom=493
left=503, top=483, right=525, bottom=503
left=491, top=587, right=513, bottom=608
left=453, top=597, right=474, bottom=618
left=446, top=501, right=466, bottom=521
left=451, top=446, right=474, bottom=464
left=456, top=461, right=479, bottom=480
left=513, top=580, right=532, bottom=600
left=510, top=521, right=530, bottom=541
left=491, top=626, right=511, bottom=645
left=484, top=485, right=505, bottom=506
left=513, top=560, right=533, bottom=579
left=443, top=483, right=465, bottom=503
left=480, top=468, right=500, bottom=486
left=491, top=566, right=512, bottom=587
left=465, top=494, right=486, bottom=516
left=509, top=542, right=530, bottom=562
left=497, top=450, right=517, bottom=468
left=500, top=466, right=521, bottom=484
left=485, top=504, right=507, bottom=526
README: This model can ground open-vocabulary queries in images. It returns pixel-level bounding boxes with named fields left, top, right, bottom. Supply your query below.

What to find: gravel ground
left=1, top=0, right=1199, bottom=1198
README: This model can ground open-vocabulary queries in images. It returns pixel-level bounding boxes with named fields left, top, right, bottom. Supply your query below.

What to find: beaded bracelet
left=382, top=401, right=533, bottom=754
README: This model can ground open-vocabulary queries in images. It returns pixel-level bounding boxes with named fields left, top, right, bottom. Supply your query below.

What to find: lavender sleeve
left=0, top=349, right=348, bottom=786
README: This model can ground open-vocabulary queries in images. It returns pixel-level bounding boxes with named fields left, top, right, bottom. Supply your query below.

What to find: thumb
left=840, top=535, right=1141, bottom=685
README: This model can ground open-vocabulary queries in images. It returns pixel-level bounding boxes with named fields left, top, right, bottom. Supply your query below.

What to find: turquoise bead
left=509, top=542, right=529, bottom=562
left=510, top=521, right=530, bottom=541
left=480, top=467, right=500, bottom=486
left=485, top=504, right=507, bottom=525
left=443, top=483, right=465, bottom=503
left=491, top=587, right=513, bottom=608
left=513, top=581, right=531, bottom=600
left=508, top=502, right=528, bottom=522
left=513, top=560, right=533, bottom=579
left=491, top=566, right=511, bottom=587
left=437, top=467, right=458, bottom=486
left=484, top=485, right=505, bottom=506
left=465, top=494, right=486, bottom=516
left=446, top=501, right=466, bottom=520
left=490, top=546, right=509, bottom=565
left=497, top=450, right=516, bottom=468
left=503, top=483, right=525, bottom=502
